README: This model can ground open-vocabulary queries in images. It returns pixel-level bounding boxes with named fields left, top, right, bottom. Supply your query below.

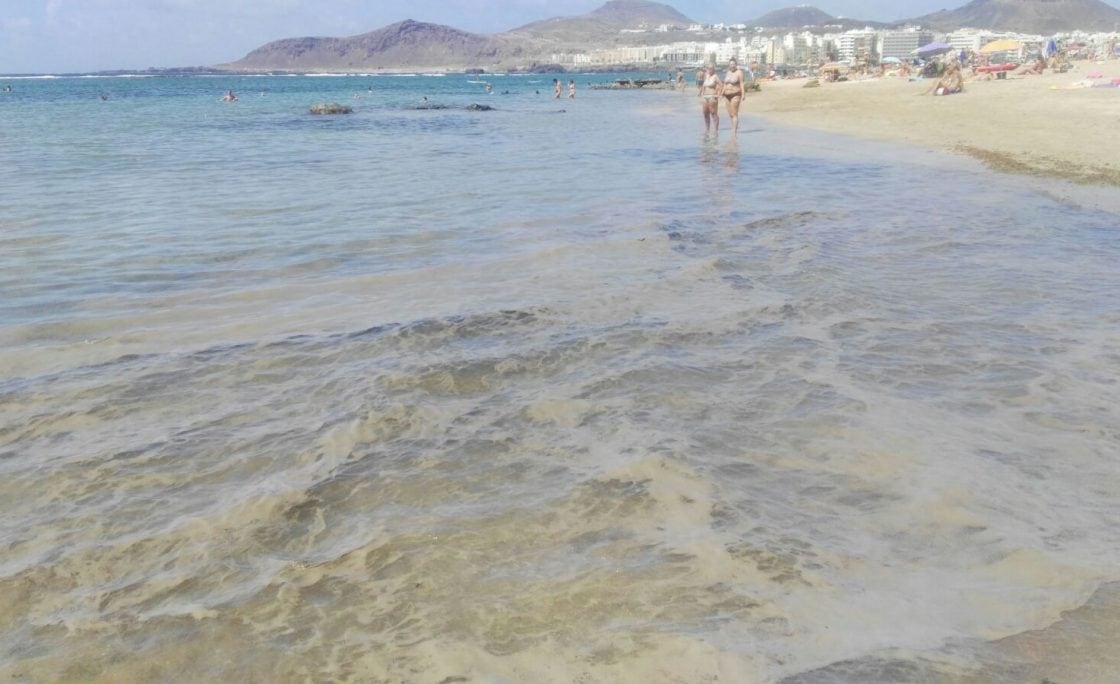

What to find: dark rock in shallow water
left=309, top=103, right=353, bottom=115
left=407, top=103, right=494, bottom=112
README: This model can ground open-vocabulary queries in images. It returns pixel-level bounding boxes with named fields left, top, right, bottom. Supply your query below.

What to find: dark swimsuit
left=723, top=73, right=742, bottom=100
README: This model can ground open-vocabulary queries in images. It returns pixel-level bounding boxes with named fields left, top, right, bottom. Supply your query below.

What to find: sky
left=0, top=0, right=1110, bottom=74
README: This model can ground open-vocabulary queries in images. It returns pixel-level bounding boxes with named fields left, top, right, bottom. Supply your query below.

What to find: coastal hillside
left=745, top=5, right=889, bottom=29
left=748, top=5, right=840, bottom=27
left=913, top=0, right=1120, bottom=33
left=222, top=0, right=694, bottom=72
left=588, top=0, right=694, bottom=25
left=509, top=0, right=695, bottom=44
left=224, top=20, right=528, bottom=71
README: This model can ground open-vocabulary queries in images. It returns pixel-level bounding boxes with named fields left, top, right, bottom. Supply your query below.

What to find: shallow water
left=2, top=74, right=1119, bottom=682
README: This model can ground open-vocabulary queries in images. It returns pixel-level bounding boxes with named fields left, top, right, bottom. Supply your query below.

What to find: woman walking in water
left=698, top=64, right=722, bottom=133
left=722, top=59, right=745, bottom=136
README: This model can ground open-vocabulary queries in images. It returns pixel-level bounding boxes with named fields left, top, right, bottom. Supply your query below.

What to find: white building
left=711, top=37, right=748, bottom=63
left=658, top=42, right=708, bottom=64
left=879, top=28, right=934, bottom=59
left=946, top=30, right=990, bottom=53
left=781, top=31, right=821, bottom=64
left=837, top=31, right=877, bottom=62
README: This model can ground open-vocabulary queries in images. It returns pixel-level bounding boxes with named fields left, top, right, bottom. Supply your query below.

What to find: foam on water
left=1, top=74, right=1119, bottom=682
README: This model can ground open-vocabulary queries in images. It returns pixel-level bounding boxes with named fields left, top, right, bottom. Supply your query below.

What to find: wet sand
left=747, top=64, right=1120, bottom=186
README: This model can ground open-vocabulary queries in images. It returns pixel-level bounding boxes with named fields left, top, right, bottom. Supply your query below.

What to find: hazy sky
left=1, top=0, right=1111, bottom=74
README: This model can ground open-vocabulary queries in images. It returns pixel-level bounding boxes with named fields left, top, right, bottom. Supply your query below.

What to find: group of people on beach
left=695, top=60, right=749, bottom=135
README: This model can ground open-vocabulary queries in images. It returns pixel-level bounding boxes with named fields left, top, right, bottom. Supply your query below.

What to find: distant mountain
left=912, top=0, right=1120, bottom=33
left=510, top=0, right=695, bottom=44
left=586, top=0, right=694, bottom=25
left=224, top=20, right=527, bottom=71
left=749, top=5, right=837, bottom=27
left=746, top=5, right=890, bottom=30
left=222, top=1, right=696, bottom=72
left=514, top=0, right=693, bottom=32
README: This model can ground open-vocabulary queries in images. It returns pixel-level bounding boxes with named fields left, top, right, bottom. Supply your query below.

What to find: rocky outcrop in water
left=309, top=103, right=353, bottom=115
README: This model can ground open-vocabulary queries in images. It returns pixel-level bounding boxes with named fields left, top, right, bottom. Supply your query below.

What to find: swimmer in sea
left=721, top=59, right=745, bottom=136
left=222, top=89, right=237, bottom=102
left=699, top=64, right=721, bottom=133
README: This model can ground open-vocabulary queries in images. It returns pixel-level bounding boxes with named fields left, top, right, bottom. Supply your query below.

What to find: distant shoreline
left=0, top=64, right=666, bottom=79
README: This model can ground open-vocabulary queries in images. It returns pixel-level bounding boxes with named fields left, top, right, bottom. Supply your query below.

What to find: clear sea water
left=1, top=73, right=1119, bottom=682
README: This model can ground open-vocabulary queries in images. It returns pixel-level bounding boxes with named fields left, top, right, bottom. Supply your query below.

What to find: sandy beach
left=746, top=64, right=1120, bottom=186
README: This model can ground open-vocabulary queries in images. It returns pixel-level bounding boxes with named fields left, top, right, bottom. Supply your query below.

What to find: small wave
left=76, top=74, right=154, bottom=79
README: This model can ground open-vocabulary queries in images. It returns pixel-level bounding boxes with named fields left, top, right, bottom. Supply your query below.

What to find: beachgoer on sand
left=1016, top=57, right=1046, bottom=76
left=922, top=62, right=964, bottom=96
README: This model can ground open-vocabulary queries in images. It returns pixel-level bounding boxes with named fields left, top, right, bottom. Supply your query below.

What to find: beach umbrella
left=980, top=39, right=1022, bottom=54
left=881, top=56, right=901, bottom=64
left=915, top=42, right=952, bottom=56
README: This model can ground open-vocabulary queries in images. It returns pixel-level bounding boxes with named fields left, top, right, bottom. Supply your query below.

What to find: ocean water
left=1, top=73, right=1119, bottom=683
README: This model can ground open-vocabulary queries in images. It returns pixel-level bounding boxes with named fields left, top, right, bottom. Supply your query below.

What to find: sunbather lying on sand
left=1015, top=58, right=1047, bottom=76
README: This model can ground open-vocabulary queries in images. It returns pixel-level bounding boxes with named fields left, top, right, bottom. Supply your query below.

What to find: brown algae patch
left=958, top=145, right=1120, bottom=187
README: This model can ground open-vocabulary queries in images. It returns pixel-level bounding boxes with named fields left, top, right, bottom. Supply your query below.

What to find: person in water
left=553, top=79, right=562, bottom=99
left=721, top=59, right=746, bottom=135
left=222, top=89, right=237, bottom=102
left=698, top=64, right=722, bottom=133
left=568, top=80, right=576, bottom=99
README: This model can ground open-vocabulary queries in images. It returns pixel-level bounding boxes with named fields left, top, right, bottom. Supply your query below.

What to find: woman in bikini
left=722, top=59, right=745, bottom=135
left=699, top=64, right=722, bottom=133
